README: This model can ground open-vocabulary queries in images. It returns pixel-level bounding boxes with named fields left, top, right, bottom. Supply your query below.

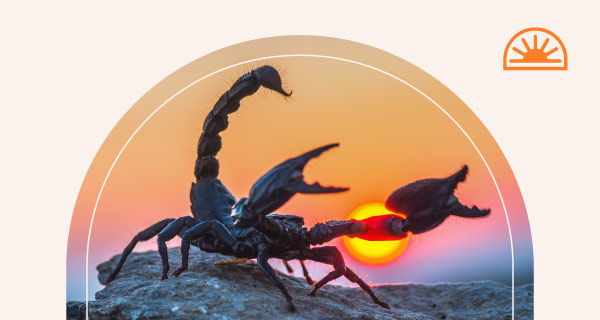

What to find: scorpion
left=104, top=65, right=491, bottom=311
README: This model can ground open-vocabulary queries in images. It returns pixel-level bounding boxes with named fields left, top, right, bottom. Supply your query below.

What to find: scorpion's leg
left=307, top=246, right=390, bottom=309
left=307, top=246, right=345, bottom=297
left=156, top=216, right=200, bottom=280
left=343, top=267, right=390, bottom=309
left=299, top=260, right=314, bottom=285
left=257, top=245, right=296, bottom=312
left=103, top=218, right=175, bottom=284
left=172, top=220, right=236, bottom=277
left=282, top=260, right=313, bottom=285
left=282, top=260, right=294, bottom=274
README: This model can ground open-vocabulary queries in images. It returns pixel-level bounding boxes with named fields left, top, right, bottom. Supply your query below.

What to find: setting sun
left=342, top=203, right=410, bottom=264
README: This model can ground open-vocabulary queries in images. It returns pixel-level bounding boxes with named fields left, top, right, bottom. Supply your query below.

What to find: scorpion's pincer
left=232, top=143, right=349, bottom=228
left=385, top=165, right=491, bottom=235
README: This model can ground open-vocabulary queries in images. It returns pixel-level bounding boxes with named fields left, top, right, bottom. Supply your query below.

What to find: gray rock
left=67, top=248, right=532, bottom=320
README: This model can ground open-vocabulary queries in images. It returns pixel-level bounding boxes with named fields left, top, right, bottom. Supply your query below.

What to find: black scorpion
left=104, top=66, right=491, bottom=311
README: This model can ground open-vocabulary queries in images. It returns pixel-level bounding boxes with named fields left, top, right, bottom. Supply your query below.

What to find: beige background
left=1, top=1, right=599, bottom=318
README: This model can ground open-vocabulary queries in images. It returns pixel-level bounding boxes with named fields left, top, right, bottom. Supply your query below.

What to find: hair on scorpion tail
left=193, top=65, right=292, bottom=181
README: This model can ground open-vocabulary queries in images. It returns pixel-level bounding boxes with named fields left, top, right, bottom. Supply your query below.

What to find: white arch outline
left=85, top=54, right=515, bottom=319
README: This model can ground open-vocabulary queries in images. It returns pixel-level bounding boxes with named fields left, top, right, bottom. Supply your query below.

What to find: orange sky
left=93, top=57, right=497, bottom=230
left=88, top=55, right=512, bottom=281
left=67, top=37, right=532, bottom=301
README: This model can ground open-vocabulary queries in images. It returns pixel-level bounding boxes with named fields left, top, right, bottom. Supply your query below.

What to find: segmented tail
left=194, top=66, right=291, bottom=180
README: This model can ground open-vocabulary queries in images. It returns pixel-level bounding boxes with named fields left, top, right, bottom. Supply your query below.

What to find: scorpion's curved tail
left=194, top=65, right=291, bottom=180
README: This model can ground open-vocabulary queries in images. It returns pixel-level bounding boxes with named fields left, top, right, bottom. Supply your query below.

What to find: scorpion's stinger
left=254, top=65, right=292, bottom=97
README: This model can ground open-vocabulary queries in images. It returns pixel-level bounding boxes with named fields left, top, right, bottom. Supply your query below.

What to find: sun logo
left=503, top=27, right=567, bottom=70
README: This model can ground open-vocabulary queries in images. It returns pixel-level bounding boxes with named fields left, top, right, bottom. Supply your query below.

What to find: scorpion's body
left=187, top=214, right=306, bottom=260
left=104, top=65, right=491, bottom=312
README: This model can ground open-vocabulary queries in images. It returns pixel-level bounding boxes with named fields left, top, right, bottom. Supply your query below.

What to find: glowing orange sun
left=342, top=203, right=410, bottom=264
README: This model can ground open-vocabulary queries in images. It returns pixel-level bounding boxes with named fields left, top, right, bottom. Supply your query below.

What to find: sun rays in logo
left=510, top=34, right=561, bottom=63
left=503, top=27, right=567, bottom=70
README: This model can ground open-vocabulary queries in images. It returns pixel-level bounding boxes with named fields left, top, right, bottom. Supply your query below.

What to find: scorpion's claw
left=445, top=198, right=491, bottom=218
left=232, top=143, right=348, bottom=227
left=285, top=181, right=348, bottom=194
left=385, top=165, right=491, bottom=235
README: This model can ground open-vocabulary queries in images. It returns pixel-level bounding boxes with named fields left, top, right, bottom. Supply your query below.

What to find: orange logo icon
left=503, top=27, right=567, bottom=70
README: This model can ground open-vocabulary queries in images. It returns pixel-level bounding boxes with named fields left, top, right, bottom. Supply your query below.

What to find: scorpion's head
left=231, top=143, right=348, bottom=228
left=385, top=165, right=490, bottom=234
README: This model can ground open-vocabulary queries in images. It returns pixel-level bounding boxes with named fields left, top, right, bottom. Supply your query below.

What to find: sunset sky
left=67, top=37, right=533, bottom=301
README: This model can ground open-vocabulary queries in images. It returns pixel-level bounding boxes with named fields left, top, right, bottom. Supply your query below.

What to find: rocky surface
left=67, top=248, right=533, bottom=320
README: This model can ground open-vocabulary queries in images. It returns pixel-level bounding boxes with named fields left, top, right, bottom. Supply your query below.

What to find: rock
left=67, top=248, right=533, bottom=320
